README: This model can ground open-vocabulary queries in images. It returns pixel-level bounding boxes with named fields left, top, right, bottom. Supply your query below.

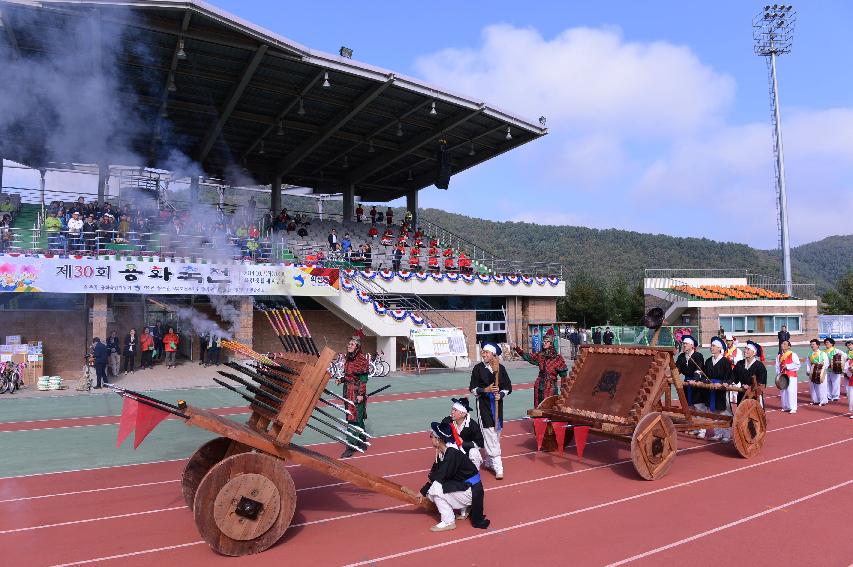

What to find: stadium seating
left=671, top=284, right=791, bottom=300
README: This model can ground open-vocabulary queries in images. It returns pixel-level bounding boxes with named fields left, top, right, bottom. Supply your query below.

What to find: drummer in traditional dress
left=806, top=338, right=828, bottom=406
left=823, top=338, right=847, bottom=402
left=513, top=328, right=567, bottom=408
left=704, top=336, right=734, bottom=441
left=776, top=339, right=801, bottom=414
left=469, top=342, right=512, bottom=480
left=733, top=341, right=767, bottom=407
left=675, top=335, right=705, bottom=434
left=440, top=397, right=485, bottom=470
left=724, top=333, right=743, bottom=368
left=339, top=330, right=370, bottom=458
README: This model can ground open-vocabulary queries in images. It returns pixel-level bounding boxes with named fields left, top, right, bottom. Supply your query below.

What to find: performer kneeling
left=513, top=328, right=567, bottom=408
left=441, top=397, right=484, bottom=469
left=470, top=342, right=512, bottom=479
left=419, top=422, right=490, bottom=532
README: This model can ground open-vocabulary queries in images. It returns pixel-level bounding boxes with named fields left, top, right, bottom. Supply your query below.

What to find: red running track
left=1, top=385, right=850, bottom=567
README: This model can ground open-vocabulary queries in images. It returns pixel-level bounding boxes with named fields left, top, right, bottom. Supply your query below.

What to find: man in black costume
left=441, top=397, right=484, bottom=470
left=469, top=342, right=512, bottom=479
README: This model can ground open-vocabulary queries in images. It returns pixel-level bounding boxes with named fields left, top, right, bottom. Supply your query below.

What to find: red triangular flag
left=574, top=426, right=590, bottom=458
left=553, top=422, right=567, bottom=455
left=532, top=418, right=549, bottom=450
left=116, top=397, right=138, bottom=448
left=133, top=402, right=170, bottom=449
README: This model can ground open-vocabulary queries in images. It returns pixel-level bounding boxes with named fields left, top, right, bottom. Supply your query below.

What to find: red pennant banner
left=574, top=426, right=590, bottom=458
left=116, top=397, right=138, bottom=448
left=552, top=422, right=567, bottom=455
left=532, top=418, right=549, bottom=450
left=133, top=402, right=170, bottom=449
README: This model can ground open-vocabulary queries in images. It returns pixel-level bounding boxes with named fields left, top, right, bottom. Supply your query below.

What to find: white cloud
left=414, top=24, right=853, bottom=247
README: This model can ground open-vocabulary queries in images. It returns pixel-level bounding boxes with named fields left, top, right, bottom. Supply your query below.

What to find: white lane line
left=48, top=541, right=205, bottom=567
left=0, top=480, right=179, bottom=504
left=0, top=506, right=185, bottom=535
left=604, top=480, right=853, bottom=566
left=342, top=436, right=853, bottom=566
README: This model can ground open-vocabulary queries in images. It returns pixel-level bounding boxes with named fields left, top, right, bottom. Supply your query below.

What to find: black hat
left=430, top=421, right=455, bottom=444
left=824, top=337, right=835, bottom=345
left=451, top=397, right=471, bottom=413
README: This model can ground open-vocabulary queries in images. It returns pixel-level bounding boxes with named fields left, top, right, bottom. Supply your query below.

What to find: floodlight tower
left=753, top=4, right=796, bottom=295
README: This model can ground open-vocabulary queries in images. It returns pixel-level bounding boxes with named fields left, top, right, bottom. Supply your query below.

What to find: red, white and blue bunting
left=359, top=269, right=376, bottom=279
left=415, top=272, right=430, bottom=281
left=356, top=289, right=372, bottom=303
left=409, top=313, right=426, bottom=326
left=341, top=277, right=355, bottom=292
left=343, top=269, right=356, bottom=278
left=373, top=301, right=387, bottom=315
left=461, top=274, right=476, bottom=284
left=507, top=275, right=521, bottom=285
left=397, top=270, right=413, bottom=281
left=340, top=267, right=561, bottom=287
left=547, top=277, right=561, bottom=286
left=389, top=308, right=409, bottom=321
left=493, top=274, right=506, bottom=284
left=446, top=272, right=460, bottom=282
left=535, top=276, right=548, bottom=286
left=521, top=276, right=534, bottom=286
left=379, top=269, right=395, bottom=281
left=477, top=274, right=492, bottom=283
left=430, top=272, right=445, bottom=282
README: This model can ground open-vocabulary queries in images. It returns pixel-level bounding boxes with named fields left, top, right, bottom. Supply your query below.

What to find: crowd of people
left=0, top=195, right=21, bottom=251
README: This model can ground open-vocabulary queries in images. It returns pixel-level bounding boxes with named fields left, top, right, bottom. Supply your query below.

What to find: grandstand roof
left=0, top=0, right=547, bottom=201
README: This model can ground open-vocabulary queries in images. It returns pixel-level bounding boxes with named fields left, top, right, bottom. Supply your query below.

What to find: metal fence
left=589, top=325, right=701, bottom=347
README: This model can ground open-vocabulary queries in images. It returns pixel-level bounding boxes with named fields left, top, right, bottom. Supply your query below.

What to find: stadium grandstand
left=0, top=0, right=561, bottom=376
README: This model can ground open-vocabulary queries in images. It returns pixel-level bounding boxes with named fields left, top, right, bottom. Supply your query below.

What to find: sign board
left=0, top=256, right=339, bottom=296
left=410, top=328, right=468, bottom=359
left=819, top=315, right=853, bottom=340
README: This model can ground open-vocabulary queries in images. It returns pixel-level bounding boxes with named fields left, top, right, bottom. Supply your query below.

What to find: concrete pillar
left=342, top=184, right=355, bottom=222
left=377, top=335, right=397, bottom=371
left=270, top=176, right=282, bottom=215
left=406, top=190, right=418, bottom=227
left=97, top=163, right=108, bottom=205
left=190, top=175, right=200, bottom=205
left=91, top=295, right=109, bottom=341
left=234, top=297, right=254, bottom=353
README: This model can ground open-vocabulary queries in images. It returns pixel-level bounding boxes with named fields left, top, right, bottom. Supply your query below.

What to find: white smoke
left=175, top=307, right=233, bottom=340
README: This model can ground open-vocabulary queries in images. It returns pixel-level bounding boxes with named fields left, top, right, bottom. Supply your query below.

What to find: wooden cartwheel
left=731, top=398, right=767, bottom=459
left=630, top=412, right=678, bottom=480
left=182, top=437, right=249, bottom=508
left=535, top=396, right=574, bottom=452
left=193, top=452, right=297, bottom=556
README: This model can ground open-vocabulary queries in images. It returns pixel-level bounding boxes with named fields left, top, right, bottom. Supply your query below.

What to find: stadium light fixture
left=505, top=126, right=512, bottom=140
left=277, top=120, right=285, bottom=136
left=429, top=101, right=437, bottom=116
left=258, top=140, right=265, bottom=155
left=539, top=115, right=547, bottom=127
left=396, top=121, right=403, bottom=137
left=368, top=139, right=375, bottom=153
left=167, top=74, right=176, bottom=92
left=468, top=140, right=475, bottom=156
left=339, top=46, right=353, bottom=59
left=753, top=4, right=796, bottom=295
left=323, top=71, right=331, bottom=88
left=177, top=38, right=187, bottom=60
left=297, top=97, right=306, bottom=116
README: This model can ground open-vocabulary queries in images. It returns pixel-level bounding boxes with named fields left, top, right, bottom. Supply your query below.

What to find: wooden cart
left=528, top=345, right=767, bottom=480
left=120, top=344, right=432, bottom=557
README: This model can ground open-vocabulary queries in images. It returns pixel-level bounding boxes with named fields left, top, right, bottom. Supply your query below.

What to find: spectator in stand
left=248, top=225, right=260, bottom=240
left=0, top=196, right=13, bottom=217
left=363, top=243, right=372, bottom=269
left=139, top=327, right=155, bottom=369
left=299, top=214, right=310, bottom=226
left=777, top=325, right=790, bottom=355
left=0, top=215, right=10, bottom=252
left=404, top=210, right=413, bottom=225
left=443, top=245, right=453, bottom=259
left=428, top=253, right=439, bottom=273
left=247, top=195, right=256, bottom=219
left=123, top=328, right=138, bottom=375
left=409, top=246, right=421, bottom=270
left=428, top=242, right=439, bottom=259
left=106, top=330, right=121, bottom=377
left=603, top=327, right=615, bottom=345
left=341, top=233, right=352, bottom=258
left=369, top=206, right=378, bottom=224
left=355, top=203, right=364, bottom=222
left=458, top=252, right=472, bottom=274
left=44, top=211, right=64, bottom=251
left=444, top=252, right=455, bottom=272
left=392, top=244, right=404, bottom=272
left=414, top=227, right=423, bottom=239
left=386, top=207, right=393, bottom=225
left=286, top=219, right=296, bottom=233
left=117, top=215, right=131, bottom=242
left=368, top=224, right=378, bottom=239
left=297, top=224, right=308, bottom=238
left=164, top=327, right=180, bottom=369
left=82, top=213, right=98, bottom=253
left=98, top=213, right=114, bottom=244
left=327, top=228, right=338, bottom=250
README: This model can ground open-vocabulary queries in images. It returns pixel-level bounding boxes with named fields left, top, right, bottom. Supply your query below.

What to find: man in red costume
left=339, top=330, right=370, bottom=457
left=513, top=329, right=568, bottom=407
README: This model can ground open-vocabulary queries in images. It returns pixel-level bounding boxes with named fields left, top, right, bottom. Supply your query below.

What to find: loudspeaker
left=434, top=144, right=451, bottom=189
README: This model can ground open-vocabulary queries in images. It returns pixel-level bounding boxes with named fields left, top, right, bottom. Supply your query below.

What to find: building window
left=719, top=314, right=801, bottom=334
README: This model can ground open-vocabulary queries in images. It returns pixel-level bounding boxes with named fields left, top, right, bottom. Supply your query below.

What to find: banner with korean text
left=409, top=328, right=468, bottom=359
left=0, top=255, right=339, bottom=296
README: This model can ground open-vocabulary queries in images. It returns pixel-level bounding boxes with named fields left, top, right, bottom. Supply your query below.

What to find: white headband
left=745, top=343, right=758, bottom=353
left=482, top=344, right=497, bottom=354
left=711, top=338, right=726, bottom=350
left=682, top=337, right=695, bottom=346
left=452, top=402, right=468, bottom=414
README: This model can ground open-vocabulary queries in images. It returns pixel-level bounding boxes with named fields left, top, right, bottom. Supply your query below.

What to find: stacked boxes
left=3, top=336, right=46, bottom=386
